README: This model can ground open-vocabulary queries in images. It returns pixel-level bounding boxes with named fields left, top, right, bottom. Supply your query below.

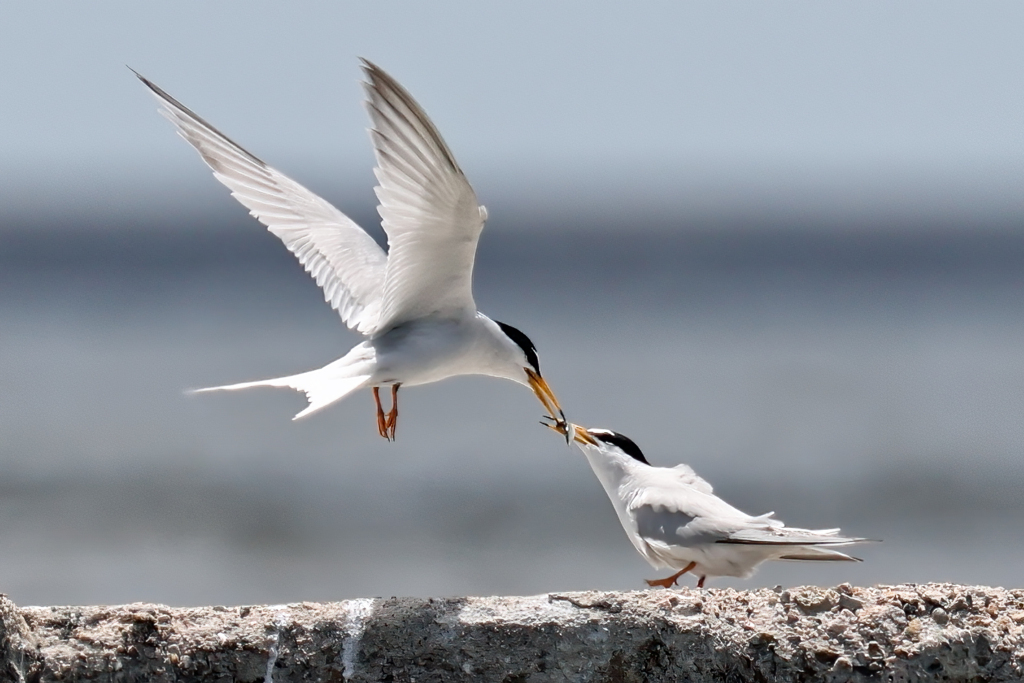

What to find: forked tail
left=193, top=363, right=371, bottom=420
left=775, top=546, right=863, bottom=563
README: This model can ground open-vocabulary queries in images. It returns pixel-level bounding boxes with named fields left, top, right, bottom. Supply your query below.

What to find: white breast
left=369, top=314, right=522, bottom=387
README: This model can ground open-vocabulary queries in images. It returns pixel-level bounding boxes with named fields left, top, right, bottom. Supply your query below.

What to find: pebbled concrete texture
left=0, top=584, right=1022, bottom=682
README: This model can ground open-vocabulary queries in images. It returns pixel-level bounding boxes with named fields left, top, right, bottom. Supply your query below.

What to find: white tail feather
left=193, top=346, right=376, bottom=420
left=293, top=374, right=371, bottom=419
left=777, top=546, right=861, bottom=562
left=195, top=372, right=371, bottom=420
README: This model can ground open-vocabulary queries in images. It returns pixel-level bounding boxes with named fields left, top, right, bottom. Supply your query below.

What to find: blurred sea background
left=3, top=2, right=1024, bottom=607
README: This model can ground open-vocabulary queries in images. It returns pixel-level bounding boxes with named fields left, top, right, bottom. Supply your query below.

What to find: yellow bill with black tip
left=540, top=416, right=596, bottom=445
left=525, top=368, right=566, bottom=424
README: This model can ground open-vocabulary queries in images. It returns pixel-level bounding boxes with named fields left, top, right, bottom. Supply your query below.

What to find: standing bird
left=133, top=61, right=565, bottom=440
left=545, top=420, right=869, bottom=588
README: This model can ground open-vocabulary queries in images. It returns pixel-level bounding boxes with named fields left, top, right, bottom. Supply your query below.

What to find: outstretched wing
left=362, top=60, right=487, bottom=333
left=135, top=70, right=387, bottom=335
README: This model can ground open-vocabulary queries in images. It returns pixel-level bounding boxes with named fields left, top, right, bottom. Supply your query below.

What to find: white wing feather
left=361, top=60, right=486, bottom=333
left=135, top=71, right=388, bottom=335
left=629, top=477, right=860, bottom=548
left=669, top=463, right=715, bottom=495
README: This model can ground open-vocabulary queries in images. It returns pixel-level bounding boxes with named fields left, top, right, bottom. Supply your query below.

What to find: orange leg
left=373, top=387, right=390, bottom=440
left=645, top=561, right=697, bottom=589
left=697, top=575, right=706, bottom=588
left=384, top=384, right=400, bottom=441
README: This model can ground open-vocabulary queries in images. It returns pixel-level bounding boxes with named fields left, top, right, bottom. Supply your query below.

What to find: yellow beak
left=525, top=368, right=565, bottom=424
left=570, top=424, right=597, bottom=445
left=540, top=416, right=596, bottom=445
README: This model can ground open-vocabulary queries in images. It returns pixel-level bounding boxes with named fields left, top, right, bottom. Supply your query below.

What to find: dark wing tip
left=358, top=57, right=381, bottom=75
left=129, top=67, right=162, bottom=96
left=131, top=70, right=268, bottom=169
left=131, top=69, right=177, bottom=105
left=129, top=68, right=172, bottom=102
left=358, top=58, right=396, bottom=98
left=357, top=58, right=462, bottom=174
left=718, top=535, right=872, bottom=548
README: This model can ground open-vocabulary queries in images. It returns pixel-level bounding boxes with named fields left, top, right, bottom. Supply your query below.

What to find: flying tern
left=134, top=61, right=565, bottom=440
left=545, top=420, right=870, bottom=588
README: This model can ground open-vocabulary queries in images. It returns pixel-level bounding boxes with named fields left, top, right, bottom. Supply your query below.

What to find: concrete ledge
left=1, top=584, right=1022, bottom=682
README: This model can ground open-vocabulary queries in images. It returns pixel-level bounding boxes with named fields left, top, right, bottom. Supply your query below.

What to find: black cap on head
left=495, top=321, right=540, bottom=374
left=588, top=429, right=650, bottom=465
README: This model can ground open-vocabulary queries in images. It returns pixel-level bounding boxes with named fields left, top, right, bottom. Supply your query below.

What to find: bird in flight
left=545, top=419, right=870, bottom=588
left=134, top=61, right=565, bottom=440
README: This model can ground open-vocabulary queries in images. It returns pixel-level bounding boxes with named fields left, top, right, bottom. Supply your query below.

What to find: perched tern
left=134, top=62, right=565, bottom=440
left=545, top=420, right=870, bottom=588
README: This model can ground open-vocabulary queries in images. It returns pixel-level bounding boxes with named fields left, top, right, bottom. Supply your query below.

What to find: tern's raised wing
left=361, top=60, right=487, bottom=333
left=135, top=71, right=387, bottom=335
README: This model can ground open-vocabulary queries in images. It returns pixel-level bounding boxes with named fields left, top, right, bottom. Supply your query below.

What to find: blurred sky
left=3, top=1, right=1024, bottom=229
left=2, top=2, right=1024, bottom=606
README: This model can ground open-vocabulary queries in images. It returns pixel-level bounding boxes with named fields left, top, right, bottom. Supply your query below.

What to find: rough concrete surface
left=0, top=584, right=1022, bottom=682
